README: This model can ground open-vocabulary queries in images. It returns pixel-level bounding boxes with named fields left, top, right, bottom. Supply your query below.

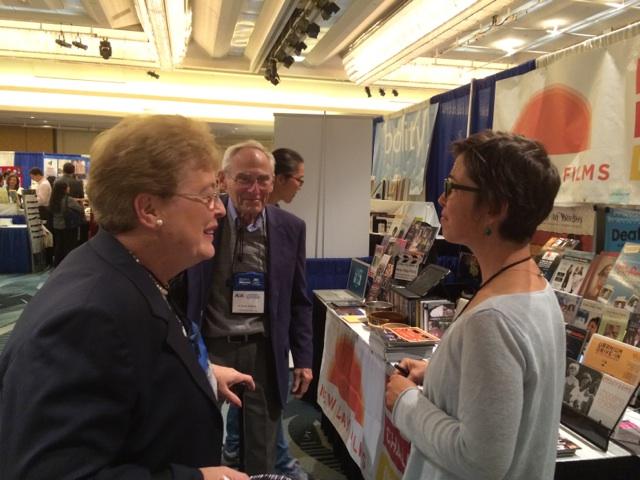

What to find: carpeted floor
left=0, top=271, right=347, bottom=480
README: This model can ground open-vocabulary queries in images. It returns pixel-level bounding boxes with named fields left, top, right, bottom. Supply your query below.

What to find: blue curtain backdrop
left=470, top=60, right=536, bottom=133
left=13, top=153, right=44, bottom=187
left=424, top=60, right=537, bottom=211
left=425, top=84, right=471, bottom=210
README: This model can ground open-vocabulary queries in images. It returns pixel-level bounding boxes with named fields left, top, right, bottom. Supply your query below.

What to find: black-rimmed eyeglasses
left=443, top=177, right=481, bottom=199
left=175, top=191, right=221, bottom=210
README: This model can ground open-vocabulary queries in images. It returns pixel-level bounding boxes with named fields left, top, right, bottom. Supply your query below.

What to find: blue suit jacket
left=0, top=230, right=223, bottom=479
left=185, top=199, right=313, bottom=407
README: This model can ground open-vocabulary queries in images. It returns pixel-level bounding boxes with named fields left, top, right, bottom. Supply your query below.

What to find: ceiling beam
left=90, top=0, right=141, bottom=29
left=192, top=0, right=243, bottom=58
left=245, top=0, right=297, bottom=73
left=305, top=0, right=395, bottom=66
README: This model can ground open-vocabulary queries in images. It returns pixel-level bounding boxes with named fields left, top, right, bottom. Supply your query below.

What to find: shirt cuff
left=391, top=386, right=421, bottom=437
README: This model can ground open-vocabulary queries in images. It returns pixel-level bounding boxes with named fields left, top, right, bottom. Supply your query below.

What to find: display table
left=316, top=296, right=640, bottom=480
left=0, top=224, right=31, bottom=273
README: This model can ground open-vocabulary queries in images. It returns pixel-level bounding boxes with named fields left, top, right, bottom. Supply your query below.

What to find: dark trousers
left=53, top=228, right=78, bottom=267
left=206, top=335, right=281, bottom=475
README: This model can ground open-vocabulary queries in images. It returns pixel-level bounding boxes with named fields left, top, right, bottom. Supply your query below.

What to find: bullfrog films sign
left=493, top=28, right=640, bottom=205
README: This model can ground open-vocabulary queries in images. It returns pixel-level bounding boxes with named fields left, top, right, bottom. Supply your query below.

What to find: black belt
left=218, top=332, right=263, bottom=344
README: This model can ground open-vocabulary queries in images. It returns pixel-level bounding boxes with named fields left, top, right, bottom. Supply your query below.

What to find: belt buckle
left=227, top=334, right=248, bottom=343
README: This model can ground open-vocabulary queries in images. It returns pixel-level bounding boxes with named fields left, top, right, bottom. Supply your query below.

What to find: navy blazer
left=184, top=198, right=313, bottom=407
left=0, top=230, right=223, bottom=480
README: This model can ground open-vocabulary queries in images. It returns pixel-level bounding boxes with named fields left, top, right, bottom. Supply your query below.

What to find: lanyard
left=232, top=218, right=268, bottom=270
left=457, top=256, right=532, bottom=318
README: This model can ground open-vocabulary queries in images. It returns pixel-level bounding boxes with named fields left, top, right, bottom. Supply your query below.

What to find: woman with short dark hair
left=386, top=130, right=564, bottom=479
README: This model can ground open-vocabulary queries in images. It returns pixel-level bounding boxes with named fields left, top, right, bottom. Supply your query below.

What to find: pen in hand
left=390, top=362, right=409, bottom=377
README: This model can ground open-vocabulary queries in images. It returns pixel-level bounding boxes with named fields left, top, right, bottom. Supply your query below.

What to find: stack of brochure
left=369, top=324, right=439, bottom=362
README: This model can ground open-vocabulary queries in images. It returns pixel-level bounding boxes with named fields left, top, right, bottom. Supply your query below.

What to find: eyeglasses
left=175, top=190, right=221, bottom=210
left=287, top=175, right=304, bottom=186
left=443, top=177, right=481, bottom=199
left=231, top=173, right=273, bottom=188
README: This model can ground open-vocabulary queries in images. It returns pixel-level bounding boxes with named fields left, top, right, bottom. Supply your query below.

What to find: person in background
left=56, top=161, right=89, bottom=245
left=49, top=181, right=84, bottom=266
left=268, top=148, right=305, bottom=206
left=55, top=161, right=85, bottom=200
left=385, top=130, right=564, bottom=479
left=5, top=173, right=20, bottom=203
left=0, top=174, right=7, bottom=203
left=0, top=115, right=253, bottom=480
left=224, top=146, right=311, bottom=480
left=180, top=140, right=313, bottom=475
left=29, top=167, right=52, bottom=225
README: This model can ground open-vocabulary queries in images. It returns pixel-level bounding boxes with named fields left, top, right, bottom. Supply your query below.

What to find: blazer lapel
left=91, top=230, right=217, bottom=404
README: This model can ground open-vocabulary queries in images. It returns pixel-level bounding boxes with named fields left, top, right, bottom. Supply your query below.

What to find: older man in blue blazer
left=183, top=140, right=313, bottom=475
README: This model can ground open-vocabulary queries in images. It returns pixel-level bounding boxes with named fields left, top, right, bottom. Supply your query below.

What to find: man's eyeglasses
left=175, top=190, right=221, bottom=210
left=232, top=173, right=273, bottom=188
left=443, top=177, right=481, bottom=199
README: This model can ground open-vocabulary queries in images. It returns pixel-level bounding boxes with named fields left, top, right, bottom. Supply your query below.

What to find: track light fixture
left=264, top=59, right=280, bottom=86
left=275, top=50, right=294, bottom=68
left=318, top=1, right=340, bottom=21
left=291, top=40, right=307, bottom=56
left=99, top=38, right=112, bottom=60
left=147, top=70, right=160, bottom=79
left=392, top=89, right=399, bottom=97
left=365, top=86, right=372, bottom=98
left=296, top=18, right=320, bottom=39
left=55, top=32, right=71, bottom=48
left=71, top=35, right=88, bottom=50
left=379, top=88, right=386, bottom=97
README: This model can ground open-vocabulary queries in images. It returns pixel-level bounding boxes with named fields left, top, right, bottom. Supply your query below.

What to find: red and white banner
left=318, top=311, right=411, bottom=480
left=493, top=34, right=640, bottom=204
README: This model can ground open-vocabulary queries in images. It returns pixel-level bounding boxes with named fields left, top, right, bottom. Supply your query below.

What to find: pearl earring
left=156, top=218, right=164, bottom=227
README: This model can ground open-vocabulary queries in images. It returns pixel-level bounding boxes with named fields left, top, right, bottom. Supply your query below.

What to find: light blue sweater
left=392, top=285, right=565, bottom=479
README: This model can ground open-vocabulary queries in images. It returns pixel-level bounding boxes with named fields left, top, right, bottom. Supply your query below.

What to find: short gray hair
left=222, top=140, right=275, bottom=173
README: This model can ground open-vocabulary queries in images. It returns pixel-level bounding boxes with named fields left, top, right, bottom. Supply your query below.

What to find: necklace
left=457, top=256, right=533, bottom=317
left=128, top=251, right=169, bottom=296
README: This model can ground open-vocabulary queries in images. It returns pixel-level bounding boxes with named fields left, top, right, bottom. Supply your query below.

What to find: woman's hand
left=199, top=466, right=249, bottom=480
left=385, top=373, right=417, bottom=411
left=398, top=358, right=428, bottom=385
left=211, top=364, right=255, bottom=407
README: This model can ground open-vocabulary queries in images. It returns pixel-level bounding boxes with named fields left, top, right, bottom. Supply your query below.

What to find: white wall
left=274, top=113, right=372, bottom=258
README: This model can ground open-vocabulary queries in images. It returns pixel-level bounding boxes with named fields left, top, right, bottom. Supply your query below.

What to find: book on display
left=550, top=250, right=594, bottom=294
left=597, top=242, right=640, bottom=313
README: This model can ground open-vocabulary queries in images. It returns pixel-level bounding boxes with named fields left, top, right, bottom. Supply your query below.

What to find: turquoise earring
left=484, top=226, right=492, bottom=236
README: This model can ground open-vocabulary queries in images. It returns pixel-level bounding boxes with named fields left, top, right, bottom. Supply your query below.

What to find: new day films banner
left=318, top=313, right=410, bottom=480
left=372, top=102, right=438, bottom=196
left=493, top=33, right=640, bottom=204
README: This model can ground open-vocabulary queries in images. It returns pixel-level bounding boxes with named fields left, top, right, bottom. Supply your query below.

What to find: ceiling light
left=147, top=70, right=160, bottom=79
left=392, top=89, right=398, bottom=97
left=264, top=59, right=280, bottom=86
left=365, top=86, right=372, bottom=98
left=55, top=32, right=71, bottom=48
left=343, top=0, right=481, bottom=84
left=72, top=36, right=88, bottom=50
left=292, top=41, right=307, bottom=56
left=319, top=1, right=341, bottom=21
left=296, top=18, right=320, bottom=39
left=493, top=37, right=525, bottom=55
left=379, top=88, right=386, bottom=97
left=275, top=50, right=295, bottom=68
left=99, top=38, right=112, bottom=59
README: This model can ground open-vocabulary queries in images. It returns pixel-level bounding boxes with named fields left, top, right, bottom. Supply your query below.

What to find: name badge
left=232, top=272, right=265, bottom=314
